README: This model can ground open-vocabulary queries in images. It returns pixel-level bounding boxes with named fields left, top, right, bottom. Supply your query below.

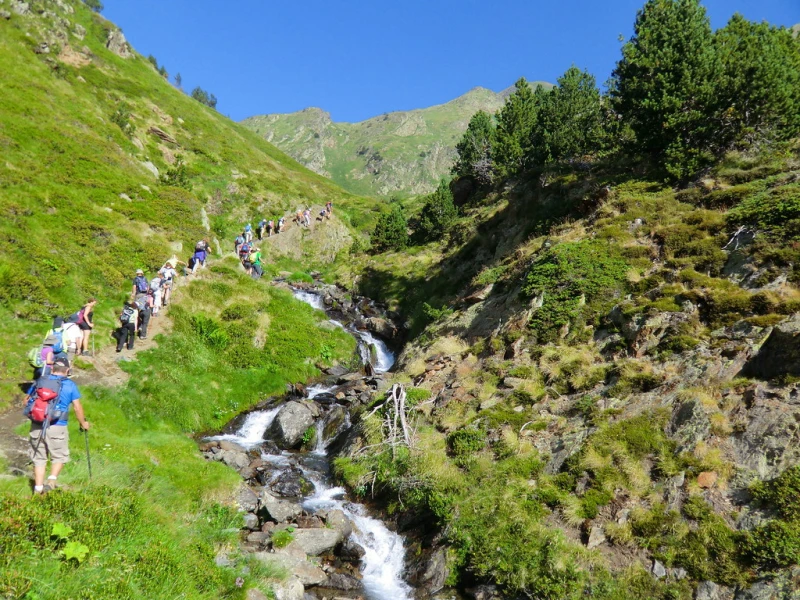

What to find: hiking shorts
left=29, top=424, right=70, bottom=465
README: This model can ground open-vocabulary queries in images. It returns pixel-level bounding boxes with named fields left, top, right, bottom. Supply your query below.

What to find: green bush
left=371, top=204, right=408, bottom=252
left=751, top=466, right=800, bottom=522
left=447, top=428, right=486, bottom=457
left=271, top=528, right=295, bottom=549
left=747, top=520, right=800, bottom=568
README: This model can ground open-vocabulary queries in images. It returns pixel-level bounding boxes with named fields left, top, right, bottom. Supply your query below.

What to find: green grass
left=0, top=260, right=354, bottom=599
left=0, top=2, right=375, bottom=405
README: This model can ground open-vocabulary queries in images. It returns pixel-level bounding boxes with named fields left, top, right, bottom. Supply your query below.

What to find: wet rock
left=324, top=509, right=352, bottom=538
left=366, top=317, right=397, bottom=339
left=291, top=528, right=343, bottom=556
left=323, top=405, right=349, bottom=443
left=670, top=398, right=710, bottom=453
left=271, top=468, right=313, bottom=498
left=243, top=513, right=260, bottom=530
left=411, top=546, right=448, bottom=595
left=338, top=537, right=366, bottom=562
left=324, top=573, right=363, bottom=591
left=259, top=489, right=302, bottom=523
left=269, top=401, right=317, bottom=449
left=742, top=315, right=800, bottom=380
left=313, top=392, right=337, bottom=406
left=220, top=449, right=251, bottom=471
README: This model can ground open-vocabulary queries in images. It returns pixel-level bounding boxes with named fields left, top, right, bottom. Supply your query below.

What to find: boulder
left=697, top=471, right=718, bottom=489
left=410, top=546, right=448, bottom=595
left=238, top=485, right=259, bottom=513
left=243, top=513, right=260, bottom=530
left=221, top=449, right=251, bottom=471
left=268, top=401, right=316, bottom=449
left=291, top=528, right=343, bottom=556
left=271, top=577, right=304, bottom=600
left=670, top=398, right=710, bottom=453
left=270, top=468, right=313, bottom=498
left=258, top=489, right=302, bottom=523
left=324, top=573, right=363, bottom=591
left=325, top=365, right=349, bottom=377
left=742, top=316, right=800, bottom=380
left=338, top=537, right=366, bottom=562
left=587, top=526, right=607, bottom=549
left=652, top=559, right=667, bottom=579
left=366, top=317, right=397, bottom=339
left=324, top=509, right=352, bottom=538
left=696, top=580, right=730, bottom=600
left=322, top=405, right=349, bottom=443
left=105, top=28, right=131, bottom=58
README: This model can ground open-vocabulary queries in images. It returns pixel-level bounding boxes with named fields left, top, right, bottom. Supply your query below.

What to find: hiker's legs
left=34, top=464, right=47, bottom=488
left=80, top=329, right=91, bottom=353
left=126, top=324, right=135, bottom=349
left=49, top=462, right=64, bottom=480
left=116, top=327, right=126, bottom=351
left=138, top=309, right=150, bottom=338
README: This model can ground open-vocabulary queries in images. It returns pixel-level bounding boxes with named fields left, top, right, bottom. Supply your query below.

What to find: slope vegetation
left=0, top=0, right=377, bottom=396
left=242, top=83, right=551, bottom=198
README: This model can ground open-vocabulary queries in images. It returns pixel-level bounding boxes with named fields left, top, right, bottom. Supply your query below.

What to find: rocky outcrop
left=742, top=315, right=800, bottom=380
left=105, top=28, right=131, bottom=58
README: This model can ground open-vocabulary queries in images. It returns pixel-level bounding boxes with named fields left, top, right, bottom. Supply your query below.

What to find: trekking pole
left=83, top=427, right=92, bottom=481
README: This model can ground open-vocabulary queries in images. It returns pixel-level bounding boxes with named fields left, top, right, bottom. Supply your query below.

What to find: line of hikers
left=22, top=240, right=215, bottom=494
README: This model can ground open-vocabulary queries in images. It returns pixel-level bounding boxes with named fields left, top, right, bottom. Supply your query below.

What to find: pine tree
left=494, top=78, right=539, bottom=177
left=453, top=110, right=496, bottom=185
left=371, top=204, right=408, bottom=252
left=533, top=67, right=605, bottom=164
left=715, top=15, right=800, bottom=147
left=611, top=0, right=719, bottom=179
left=417, top=180, right=458, bottom=242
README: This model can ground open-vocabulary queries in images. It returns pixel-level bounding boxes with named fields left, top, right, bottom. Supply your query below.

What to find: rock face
left=742, top=316, right=800, bottom=379
left=258, top=489, right=302, bottom=523
left=268, top=401, right=316, bottom=449
left=290, top=528, right=343, bottom=556
left=105, top=29, right=131, bottom=58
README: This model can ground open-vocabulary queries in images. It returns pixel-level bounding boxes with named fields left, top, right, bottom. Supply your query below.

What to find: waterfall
left=204, top=407, right=280, bottom=449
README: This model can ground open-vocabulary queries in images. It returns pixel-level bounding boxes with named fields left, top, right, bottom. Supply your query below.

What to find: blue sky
left=103, top=0, right=800, bottom=124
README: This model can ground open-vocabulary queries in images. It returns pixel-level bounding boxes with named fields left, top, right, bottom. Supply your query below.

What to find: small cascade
left=306, top=383, right=336, bottom=399
left=293, top=289, right=326, bottom=311
left=312, top=418, right=326, bottom=456
left=355, top=329, right=396, bottom=373
left=204, top=407, right=280, bottom=449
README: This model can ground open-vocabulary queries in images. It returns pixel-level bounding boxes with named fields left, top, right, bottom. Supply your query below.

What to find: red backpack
left=24, top=377, right=65, bottom=424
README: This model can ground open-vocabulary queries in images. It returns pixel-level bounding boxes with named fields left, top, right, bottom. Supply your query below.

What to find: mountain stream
left=206, top=288, right=411, bottom=600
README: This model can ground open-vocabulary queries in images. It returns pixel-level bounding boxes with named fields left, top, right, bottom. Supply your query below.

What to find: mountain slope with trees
left=331, top=2, right=800, bottom=598
left=241, top=83, right=551, bottom=198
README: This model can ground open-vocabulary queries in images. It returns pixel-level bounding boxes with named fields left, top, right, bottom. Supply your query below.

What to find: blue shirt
left=28, top=375, right=81, bottom=426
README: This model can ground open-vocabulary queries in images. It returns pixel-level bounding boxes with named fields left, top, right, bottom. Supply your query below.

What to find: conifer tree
left=494, top=78, right=539, bottom=177
left=611, top=0, right=719, bottom=179
left=715, top=15, right=800, bottom=146
left=453, top=110, right=496, bottom=185
left=371, top=204, right=408, bottom=252
left=533, top=66, right=605, bottom=164
left=417, top=180, right=458, bottom=242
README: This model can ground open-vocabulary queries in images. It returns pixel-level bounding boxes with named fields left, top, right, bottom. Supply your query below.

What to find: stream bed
left=204, top=287, right=414, bottom=600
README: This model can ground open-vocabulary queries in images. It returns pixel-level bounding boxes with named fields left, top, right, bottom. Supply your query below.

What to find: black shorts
left=78, top=322, right=92, bottom=331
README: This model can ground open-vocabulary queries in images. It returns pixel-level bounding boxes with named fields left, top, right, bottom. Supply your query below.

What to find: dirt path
left=0, top=272, right=197, bottom=479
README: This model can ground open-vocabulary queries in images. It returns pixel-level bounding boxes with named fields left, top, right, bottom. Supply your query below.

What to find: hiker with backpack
left=29, top=333, right=58, bottom=380
left=257, top=219, right=267, bottom=241
left=277, top=216, right=285, bottom=233
left=249, top=247, right=263, bottom=279
left=325, top=201, right=332, bottom=218
left=132, top=268, right=149, bottom=297
left=234, top=233, right=245, bottom=255
left=75, top=298, right=96, bottom=357
left=116, top=300, right=138, bottom=352
left=266, top=219, right=274, bottom=237
left=149, top=275, right=162, bottom=316
left=25, top=355, right=89, bottom=494
left=158, top=260, right=184, bottom=306
left=134, top=294, right=151, bottom=340
left=303, top=208, right=311, bottom=227
left=244, top=223, right=253, bottom=243
left=189, top=246, right=207, bottom=275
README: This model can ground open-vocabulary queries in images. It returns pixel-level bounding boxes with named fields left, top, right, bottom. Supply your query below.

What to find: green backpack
left=28, top=346, right=45, bottom=368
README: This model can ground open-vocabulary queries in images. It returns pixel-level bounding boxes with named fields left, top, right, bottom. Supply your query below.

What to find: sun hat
left=53, top=356, right=70, bottom=369
left=43, top=334, right=59, bottom=346
left=136, top=268, right=144, bottom=275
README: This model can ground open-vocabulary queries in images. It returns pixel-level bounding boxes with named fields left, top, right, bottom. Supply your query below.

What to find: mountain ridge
left=242, top=81, right=552, bottom=197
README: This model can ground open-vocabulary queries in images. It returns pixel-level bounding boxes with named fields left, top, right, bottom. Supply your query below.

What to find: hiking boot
left=81, top=351, right=91, bottom=357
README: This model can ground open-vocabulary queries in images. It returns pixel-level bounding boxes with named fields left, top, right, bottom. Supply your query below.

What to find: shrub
left=447, top=428, right=486, bottom=457
left=751, top=465, right=800, bottom=522
left=747, top=520, right=800, bottom=568
left=371, top=204, right=408, bottom=252
left=416, top=180, right=458, bottom=242
left=523, top=241, right=628, bottom=342
left=271, top=528, right=295, bottom=549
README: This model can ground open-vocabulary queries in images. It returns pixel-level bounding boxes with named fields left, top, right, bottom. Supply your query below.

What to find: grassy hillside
left=0, top=0, right=379, bottom=398
left=335, top=141, right=800, bottom=598
left=242, top=83, right=552, bottom=198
